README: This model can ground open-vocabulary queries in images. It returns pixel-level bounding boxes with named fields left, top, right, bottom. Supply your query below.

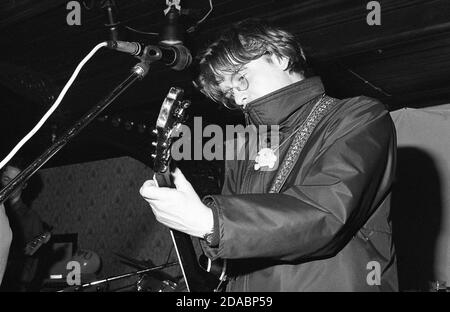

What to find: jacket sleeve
left=201, top=99, right=396, bottom=262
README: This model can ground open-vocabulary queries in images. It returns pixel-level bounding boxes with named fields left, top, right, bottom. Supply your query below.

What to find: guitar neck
left=153, top=171, right=218, bottom=292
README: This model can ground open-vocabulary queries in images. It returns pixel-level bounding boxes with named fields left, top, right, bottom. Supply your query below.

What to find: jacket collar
left=244, top=76, right=325, bottom=128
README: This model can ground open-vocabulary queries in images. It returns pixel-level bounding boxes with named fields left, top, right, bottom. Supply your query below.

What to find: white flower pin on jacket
left=254, top=148, right=277, bottom=170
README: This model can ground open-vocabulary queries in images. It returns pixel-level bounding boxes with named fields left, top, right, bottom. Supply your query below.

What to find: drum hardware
left=57, top=261, right=178, bottom=292
left=136, top=274, right=178, bottom=292
left=112, top=252, right=181, bottom=292
left=113, top=252, right=160, bottom=270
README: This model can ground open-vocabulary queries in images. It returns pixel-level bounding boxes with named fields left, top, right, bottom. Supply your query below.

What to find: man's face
left=218, top=54, right=302, bottom=108
left=1, top=165, right=23, bottom=202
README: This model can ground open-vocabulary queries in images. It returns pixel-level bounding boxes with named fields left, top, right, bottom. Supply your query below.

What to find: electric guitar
left=152, top=87, right=226, bottom=292
left=24, top=231, right=51, bottom=256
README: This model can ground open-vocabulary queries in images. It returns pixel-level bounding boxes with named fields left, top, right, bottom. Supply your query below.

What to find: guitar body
left=152, top=88, right=224, bottom=292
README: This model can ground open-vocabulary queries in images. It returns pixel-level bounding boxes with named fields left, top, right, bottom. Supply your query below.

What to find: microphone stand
left=0, top=61, right=150, bottom=204
left=58, top=261, right=179, bottom=292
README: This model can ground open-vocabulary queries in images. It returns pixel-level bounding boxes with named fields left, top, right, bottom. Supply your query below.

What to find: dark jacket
left=201, top=76, right=398, bottom=291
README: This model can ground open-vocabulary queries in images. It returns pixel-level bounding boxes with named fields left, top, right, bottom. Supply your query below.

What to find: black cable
left=164, top=244, right=174, bottom=265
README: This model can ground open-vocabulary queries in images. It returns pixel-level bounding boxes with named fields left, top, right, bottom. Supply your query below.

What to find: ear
left=270, top=54, right=290, bottom=71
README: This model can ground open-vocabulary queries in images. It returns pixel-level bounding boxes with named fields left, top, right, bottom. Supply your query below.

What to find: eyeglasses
left=223, top=67, right=249, bottom=100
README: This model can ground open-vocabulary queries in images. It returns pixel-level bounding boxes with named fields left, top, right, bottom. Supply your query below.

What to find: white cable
left=196, top=0, right=213, bottom=24
left=0, top=41, right=108, bottom=170
left=187, top=0, right=213, bottom=33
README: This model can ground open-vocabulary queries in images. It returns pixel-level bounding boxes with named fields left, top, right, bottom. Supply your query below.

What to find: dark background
left=1, top=0, right=449, bottom=167
left=0, top=0, right=449, bottom=292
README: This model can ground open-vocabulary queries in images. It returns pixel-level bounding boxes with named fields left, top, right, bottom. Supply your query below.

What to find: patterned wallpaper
left=31, top=156, right=182, bottom=290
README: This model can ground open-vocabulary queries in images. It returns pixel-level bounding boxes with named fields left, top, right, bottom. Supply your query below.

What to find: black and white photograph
left=0, top=0, right=449, bottom=297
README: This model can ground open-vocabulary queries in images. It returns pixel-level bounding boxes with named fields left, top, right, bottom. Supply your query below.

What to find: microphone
left=107, top=40, right=192, bottom=71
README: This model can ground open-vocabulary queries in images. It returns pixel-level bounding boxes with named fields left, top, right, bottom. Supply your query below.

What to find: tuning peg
left=152, top=128, right=158, bottom=135
left=151, top=153, right=156, bottom=158
left=151, top=142, right=157, bottom=147
left=175, top=108, right=185, bottom=119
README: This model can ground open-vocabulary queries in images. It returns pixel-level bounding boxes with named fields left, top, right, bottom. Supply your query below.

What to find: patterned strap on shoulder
left=269, top=95, right=338, bottom=194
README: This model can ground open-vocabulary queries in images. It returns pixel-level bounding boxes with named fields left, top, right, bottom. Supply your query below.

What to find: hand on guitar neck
left=141, top=168, right=214, bottom=239
left=139, top=87, right=224, bottom=292
left=139, top=86, right=214, bottom=239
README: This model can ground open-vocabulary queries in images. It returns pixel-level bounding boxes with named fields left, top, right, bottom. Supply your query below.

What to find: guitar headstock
left=151, top=87, right=190, bottom=173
